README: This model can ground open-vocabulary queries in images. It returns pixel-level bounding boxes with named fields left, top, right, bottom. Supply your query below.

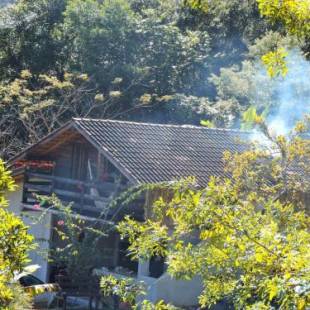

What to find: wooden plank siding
left=21, top=133, right=131, bottom=217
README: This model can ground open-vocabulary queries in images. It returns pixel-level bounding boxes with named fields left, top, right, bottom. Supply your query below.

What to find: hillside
left=0, top=0, right=309, bottom=159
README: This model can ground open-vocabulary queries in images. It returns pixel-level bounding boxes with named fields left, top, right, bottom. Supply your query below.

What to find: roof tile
left=74, top=119, right=249, bottom=186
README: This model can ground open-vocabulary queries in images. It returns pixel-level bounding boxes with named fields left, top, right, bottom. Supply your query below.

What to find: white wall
left=23, top=211, right=52, bottom=282
left=139, top=272, right=203, bottom=307
left=6, top=181, right=23, bottom=216
left=7, top=181, right=52, bottom=282
left=154, top=274, right=203, bottom=306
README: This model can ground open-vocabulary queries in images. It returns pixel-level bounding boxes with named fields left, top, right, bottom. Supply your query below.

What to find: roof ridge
left=72, top=118, right=251, bottom=134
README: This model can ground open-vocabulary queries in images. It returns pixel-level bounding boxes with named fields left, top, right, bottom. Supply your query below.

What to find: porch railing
left=22, top=172, right=124, bottom=214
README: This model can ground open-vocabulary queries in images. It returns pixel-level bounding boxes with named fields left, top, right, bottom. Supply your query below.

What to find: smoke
left=0, top=0, right=14, bottom=7
left=264, top=50, right=310, bottom=135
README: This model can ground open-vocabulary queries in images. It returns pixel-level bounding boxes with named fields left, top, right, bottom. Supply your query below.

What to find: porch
left=22, top=170, right=124, bottom=216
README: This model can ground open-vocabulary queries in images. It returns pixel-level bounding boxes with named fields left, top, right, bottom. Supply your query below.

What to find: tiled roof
left=73, top=119, right=250, bottom=186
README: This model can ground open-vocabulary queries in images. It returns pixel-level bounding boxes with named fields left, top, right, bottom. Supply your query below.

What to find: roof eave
left=7, top=121, right=75, bottom=166
left=7, top=119, right=139, bottom=186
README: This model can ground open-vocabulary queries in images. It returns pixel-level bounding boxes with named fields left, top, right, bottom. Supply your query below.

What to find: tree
left=0, top=69, right=151, bottom=159
left=257, top=0, right=310, bottom=39
left=100, top=275, right=178, bottom=310
left=207, top=37, right=310, bottom=129
left=60, top=0, right=210, bottom=104
left=0, top=159, right=34, bottom=308
left=0, top=0, right=211, bottom=100
left=33, top=194, right=109, bottom=287
left=115, top=117, right=310, bottom=309
left=0, top=0, right=68, bottom=79
left=0, top=71, right=94, bottom=145
left=256, top=0, right=310, bottom=76
left=0, top=0, right=216, bottom=157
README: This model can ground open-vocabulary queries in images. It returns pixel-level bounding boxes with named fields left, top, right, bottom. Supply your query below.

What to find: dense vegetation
left=0, top=159, right=34, bottom=309
left=0, top=1, right=309, bottom=308
left=114, top=117, right=310, bottom=309
left=0, top=0, right=308, bottom=159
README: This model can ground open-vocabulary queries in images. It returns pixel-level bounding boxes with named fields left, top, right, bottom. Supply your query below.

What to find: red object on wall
left=14, top=160, right=56, bottom=170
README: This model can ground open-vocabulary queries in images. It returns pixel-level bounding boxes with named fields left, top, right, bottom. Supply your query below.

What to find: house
left=7, top=118, right=249, bottom=306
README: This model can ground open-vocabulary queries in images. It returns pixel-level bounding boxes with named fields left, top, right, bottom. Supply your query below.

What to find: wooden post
left=112, top=233, right=120, bottom=268
left=97, top=151, right=101, bottom=181
left=145, top=189, right=151, bottom=220
left=80, top=182, right=85, bottom=212
left=22, top=169, right=29, bottom=204
left=50, top=164, right=55, bottom=195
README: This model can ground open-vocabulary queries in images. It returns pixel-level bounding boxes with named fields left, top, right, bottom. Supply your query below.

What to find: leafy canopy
left=257, top=0, right=310, bottom=38
left=257, top=0, right=310, bottom=77
left=261, top=48, right=288, bottom=78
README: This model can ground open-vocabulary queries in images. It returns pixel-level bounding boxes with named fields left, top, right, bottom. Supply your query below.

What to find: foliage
left=261, top=48, right=288, bottom=78
left=60, top=0, right=210, bottom=100
left=159, top=94, right=218, bottom=126
left=140, top=300, right=179, bottom=310
left=100, top=275, right=179, bottom=310
left=256, top=0, right=310, bottom=76
left=34, top=194, right=110, bottom=286
left=0, top=0, right=306, bottom=152
left=208, top=60, right=270, bottom=127
left=0, top=69, right=150, bottom=158
left=0, top=158, right=15, bottom=207
left=0, top=0, right=217, bottom=157
left=184, top=0, right=208, bottom=13
left=208, top=46, right=310, bottom=128
left=186, top=0, right=309, bottom=88
left=116, top=118, right=310, bottom=309
left=0, top=0, right=68, bottom=78
left=101, top=275, right=146, bottom=307
left=242, top=106, right=265, bottom=129
left=200, top=119, right=215, bottom=128
left=257, top=0, right=310, bottom=38
left=5, top=283, right=33, bottom=310
left=0, top=159, right=34, bottom=308
left=0, top=0, right=211, bottom=102
left=183, top=0, right=271, bottom=68
left=0, top=70, right=91, bottom=144
left=247, top=31, right=299, bottom=60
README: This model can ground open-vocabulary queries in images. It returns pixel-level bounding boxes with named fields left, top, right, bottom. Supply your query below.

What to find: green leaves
left=242, top=106, right=265, bottom=129
left=100, top=275, right=180, bottom=310
left=101, top=275, right=145, bottom=306
left=35, top=194, right=110, bottom=287
left=118, top=216, right=169, bottom=260
left=257, top=0, right=310, bottom=38
left=0, top=69, right=97, bottom=152
left=261, top=48, right=288, bottom=78
left=0, top=159, right=15, bottom=208
left=115, top=121, right=310, bottom=308
left=0, top=160, right=34, bottom=307
left=257, top=0, right=309, bottom=79
left=200, top=119, right=215, bottom=128
left=184, top=0, right=209, bottom=13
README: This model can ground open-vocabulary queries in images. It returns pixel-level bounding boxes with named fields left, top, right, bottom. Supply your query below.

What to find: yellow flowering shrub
left=0, top=159, right=34, bottom=308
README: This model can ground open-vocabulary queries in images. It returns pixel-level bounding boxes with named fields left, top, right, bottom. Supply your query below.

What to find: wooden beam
left=24, top=183, right=52, bottom=193
left=53, top=189, right=110, bottom=204
left=35, top=131, right=81, bottom=155
left=27, top=172, right=120, bottom=192
left=8, top=121, right=75, bottom=164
